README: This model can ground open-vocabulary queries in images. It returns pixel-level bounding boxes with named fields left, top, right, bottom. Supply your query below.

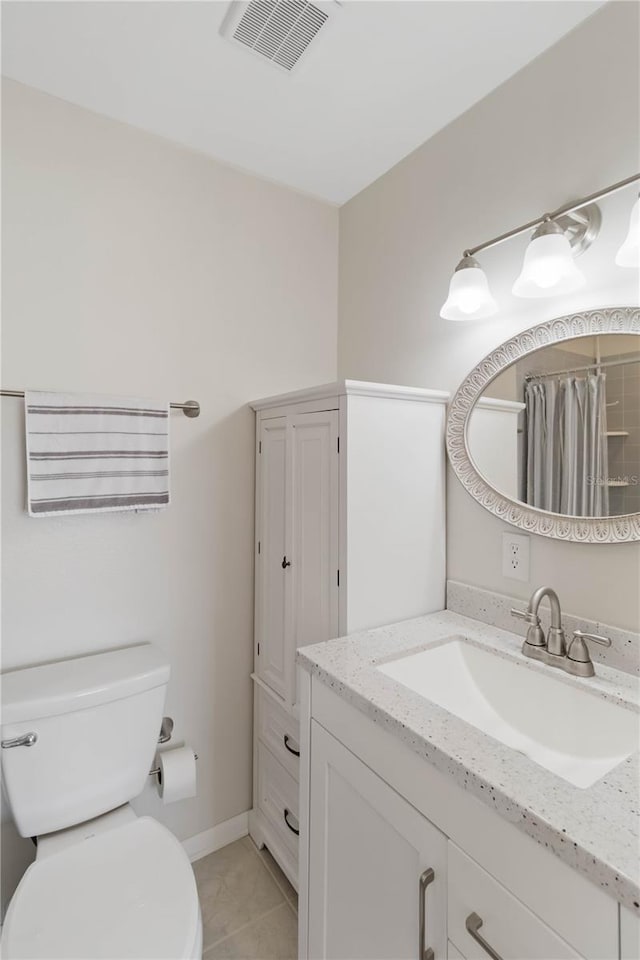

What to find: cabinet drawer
left=448, top=843, right=582, bottom=960
left=257, top=743, right=299, bottom=858
left=257, top=687, right=300, bottom=781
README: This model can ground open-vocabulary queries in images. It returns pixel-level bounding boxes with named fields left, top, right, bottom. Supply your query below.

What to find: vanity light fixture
left=440, top=172, right=640, bottom=320
left=512, top=218, right=585, bottom=298
left=440, top=255, right=498, bottom=321
left=616, top=194, right=639, bottom=268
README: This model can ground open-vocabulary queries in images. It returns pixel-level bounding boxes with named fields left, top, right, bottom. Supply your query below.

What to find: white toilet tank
left=1, top=643, right=170, bottom=838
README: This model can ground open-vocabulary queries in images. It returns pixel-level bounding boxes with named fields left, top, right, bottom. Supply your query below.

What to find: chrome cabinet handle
left=1, top=732, right=38, bottom=749
left=283, top=808, right=299, bottom=836
left=419, top=868, right=435, bottom=960
left=283, top=734, right=300, bottom=757
left=465, top=912, right=503, bottom=960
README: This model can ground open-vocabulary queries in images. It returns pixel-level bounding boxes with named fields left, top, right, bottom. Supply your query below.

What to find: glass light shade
left=440, top=257, right=498, bottom=321
left=615, top=196, right=639, bottom=268
left=512, top=224, right=585, bottom=298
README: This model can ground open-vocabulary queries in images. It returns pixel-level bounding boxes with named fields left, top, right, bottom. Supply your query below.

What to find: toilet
left=0, top=644, right=203, bottom=959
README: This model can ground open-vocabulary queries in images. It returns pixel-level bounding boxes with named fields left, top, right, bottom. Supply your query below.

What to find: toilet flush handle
left=2, top=732, right=38, bottom=748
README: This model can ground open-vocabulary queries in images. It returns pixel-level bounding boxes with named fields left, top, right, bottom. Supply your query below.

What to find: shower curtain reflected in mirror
left=525, top=373, right=609, bottom=517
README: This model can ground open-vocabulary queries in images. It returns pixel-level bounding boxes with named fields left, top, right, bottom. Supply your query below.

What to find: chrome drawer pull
left=465, top=912, right=503, bottom=960
left=1, top=732, right=38, bottom=749
left=283, top=734, right=300, bottom=757
left=419, top=868, right=435, bottom=960
left=283, top=808, right=299, bottom=836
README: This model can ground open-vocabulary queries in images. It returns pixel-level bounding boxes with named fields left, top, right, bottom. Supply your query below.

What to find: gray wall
left=338, top=2, right=640, bottom=630
left=1, top=78, right=338, bottom=910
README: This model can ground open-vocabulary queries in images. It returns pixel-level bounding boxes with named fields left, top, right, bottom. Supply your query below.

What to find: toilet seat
left=1, top=816, right=202, bottom=959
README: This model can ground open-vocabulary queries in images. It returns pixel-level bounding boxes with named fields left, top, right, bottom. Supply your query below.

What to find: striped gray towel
left=25, top=391, right=170, bottom=516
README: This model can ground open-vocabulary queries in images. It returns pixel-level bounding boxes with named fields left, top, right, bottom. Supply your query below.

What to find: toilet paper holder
left=149, top=753, right=198, bottom=778
left=149, top=719, right=198, bottom=777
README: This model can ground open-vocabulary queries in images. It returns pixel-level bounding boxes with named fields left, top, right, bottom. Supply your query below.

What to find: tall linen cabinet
left=248, top=381, right=448, bottom=886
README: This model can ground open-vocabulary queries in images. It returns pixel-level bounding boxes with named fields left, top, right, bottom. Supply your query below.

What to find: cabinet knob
left=281, top=556, right=291, bottom=569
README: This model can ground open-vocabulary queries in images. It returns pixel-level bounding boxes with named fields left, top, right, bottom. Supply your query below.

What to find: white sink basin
left=378, top=639, right=639, bottom=788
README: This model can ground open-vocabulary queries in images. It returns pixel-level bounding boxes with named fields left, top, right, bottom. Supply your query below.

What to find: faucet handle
left=567, top=630, right=611, bottom=674
left=572, top=630, right=611, bottom=647
left=568, top=630, right=612, bottom=660
left=511, top=608, right=546, bottom=648
left=510, top=607, right=540, bottom=625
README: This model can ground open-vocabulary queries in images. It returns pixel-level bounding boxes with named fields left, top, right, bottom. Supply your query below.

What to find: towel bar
left=0, top=390, right=200, bottom=418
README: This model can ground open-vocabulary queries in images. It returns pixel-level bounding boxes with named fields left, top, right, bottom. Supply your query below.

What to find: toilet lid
left=2, top=817, right=201, bottom=959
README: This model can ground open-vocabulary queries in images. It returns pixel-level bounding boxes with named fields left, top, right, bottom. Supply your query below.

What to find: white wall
left=339, top=2, right=640, bottom=631
left=1, top=79, right=338, bottom=908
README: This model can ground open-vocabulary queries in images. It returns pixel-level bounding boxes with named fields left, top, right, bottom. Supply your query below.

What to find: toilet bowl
left=0, top=644, right=203, bottom=960
left=2, top=813, right=202, bottom=960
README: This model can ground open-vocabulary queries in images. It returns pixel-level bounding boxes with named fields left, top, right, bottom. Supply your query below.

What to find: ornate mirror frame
left=446, top=306, right=640, bottom=543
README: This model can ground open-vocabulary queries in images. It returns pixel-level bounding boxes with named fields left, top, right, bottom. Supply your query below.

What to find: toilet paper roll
left=156, top=746, right=197, bottom=804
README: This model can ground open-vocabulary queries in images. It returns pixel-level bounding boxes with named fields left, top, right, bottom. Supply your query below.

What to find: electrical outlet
left=502, top=532, right=530, bottom=582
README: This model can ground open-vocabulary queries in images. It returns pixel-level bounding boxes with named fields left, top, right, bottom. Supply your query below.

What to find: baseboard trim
left=182, top=811, right=249, bottom=862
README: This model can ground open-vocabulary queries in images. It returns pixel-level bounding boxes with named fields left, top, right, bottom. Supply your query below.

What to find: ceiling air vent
left=221, top=1, right=340, bottom=72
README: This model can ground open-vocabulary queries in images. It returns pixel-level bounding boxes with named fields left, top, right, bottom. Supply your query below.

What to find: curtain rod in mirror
left=525, top=356, right=640, bottom=382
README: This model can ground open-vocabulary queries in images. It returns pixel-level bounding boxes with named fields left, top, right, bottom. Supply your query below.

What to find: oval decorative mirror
left=446, top=307, right=640, bottom=542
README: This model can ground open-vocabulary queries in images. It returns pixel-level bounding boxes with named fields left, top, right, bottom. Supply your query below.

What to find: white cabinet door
left=255, top=417, right=289, bottom=699
left=308, top=721, right=447, bottom=960
left=289, top=411, right=339, bottom=706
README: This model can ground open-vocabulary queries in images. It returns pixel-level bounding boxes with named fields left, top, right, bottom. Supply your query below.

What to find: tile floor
left=193, top=836, right=298, bottom=959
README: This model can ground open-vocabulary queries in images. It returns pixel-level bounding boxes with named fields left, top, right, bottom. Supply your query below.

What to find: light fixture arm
left=463, top=171, right=640, bottom=259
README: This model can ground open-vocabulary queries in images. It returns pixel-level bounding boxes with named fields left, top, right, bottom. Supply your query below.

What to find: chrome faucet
left=511, top=586, right=611, bottom=678
left=511, top=586, right=566, bottom=660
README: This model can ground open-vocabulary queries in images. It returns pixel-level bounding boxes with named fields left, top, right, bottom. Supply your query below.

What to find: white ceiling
left=1, top=0, right=604, bottom=204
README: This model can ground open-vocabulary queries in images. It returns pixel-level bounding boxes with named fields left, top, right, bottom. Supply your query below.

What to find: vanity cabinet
left=249, top=381, right=448, bottom=887
left=306, top=720, right=580, bottom=960
left=308, top=720, right=447, bottom=960
left=300, top=675, right=624, bottom=960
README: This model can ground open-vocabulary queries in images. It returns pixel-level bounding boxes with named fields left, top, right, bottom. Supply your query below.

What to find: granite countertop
left=297, top=610, right=640, bottom=913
